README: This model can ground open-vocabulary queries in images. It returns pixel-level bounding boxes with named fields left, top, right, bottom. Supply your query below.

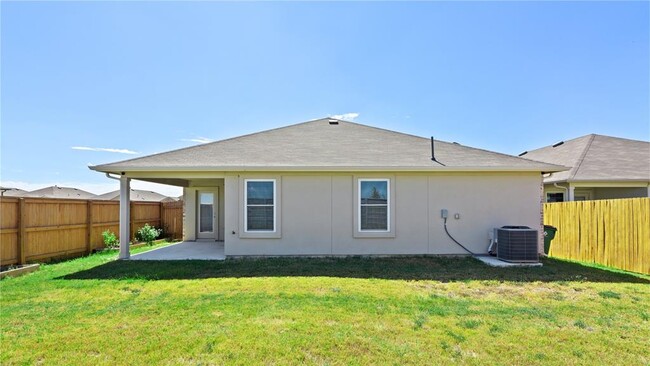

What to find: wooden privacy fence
left=544, top=197, right=650, bottom=275
left=0, top=197, right=184, bottom=266
left=161, top=200, right=183, bottom=240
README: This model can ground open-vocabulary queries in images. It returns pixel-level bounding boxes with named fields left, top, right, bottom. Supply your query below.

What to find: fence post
left=159, top=202, right=164, bottom=231
left=17, top=198, right=26, bottom=265
left=86, top=200, right=93, bottom=254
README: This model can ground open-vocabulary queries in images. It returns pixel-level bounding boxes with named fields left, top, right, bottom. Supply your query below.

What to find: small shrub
left=136, top=224, right=162, bottom=245
left=102, top=230, right=119, bottom=249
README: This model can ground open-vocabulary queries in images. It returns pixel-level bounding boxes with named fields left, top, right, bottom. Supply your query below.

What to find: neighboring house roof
left=92, top=118, right=564, bottom=173
left=95, top=189, right=177, bottom=202
left=521, top=134, right=650, bottom=184
left=0, top=187, right=28, bottom=197
left=26, top=185, right=97, bottom=200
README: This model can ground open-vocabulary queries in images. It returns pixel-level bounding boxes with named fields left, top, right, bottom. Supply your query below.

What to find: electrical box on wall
left=441, top=209, right=448, bottom=219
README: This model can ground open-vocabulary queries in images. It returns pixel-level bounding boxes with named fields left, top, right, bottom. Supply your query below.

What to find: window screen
left=246, top=180, right=275, bottom=231
left=359, top=180, right=388, bottom=231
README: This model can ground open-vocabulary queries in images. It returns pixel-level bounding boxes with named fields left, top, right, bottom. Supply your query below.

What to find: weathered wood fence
left=0, top=197, right=184, bottom=266
left=544, top=197, right=650, bottom=275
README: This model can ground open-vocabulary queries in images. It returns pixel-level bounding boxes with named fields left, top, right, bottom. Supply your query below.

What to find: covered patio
left=104, top=173, right=225, bottom=260
left=131, top=240, right=225, bottom=260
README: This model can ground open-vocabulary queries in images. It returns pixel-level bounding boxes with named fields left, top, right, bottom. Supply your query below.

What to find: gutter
left=90, top=164, right=568, bottom=174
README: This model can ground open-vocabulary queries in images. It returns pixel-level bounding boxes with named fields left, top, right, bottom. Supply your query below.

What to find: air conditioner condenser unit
left=496, top=226, right=539, bottom=263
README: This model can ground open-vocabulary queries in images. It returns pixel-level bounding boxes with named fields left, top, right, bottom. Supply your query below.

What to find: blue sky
left=2, top=1, right=648, bottom=196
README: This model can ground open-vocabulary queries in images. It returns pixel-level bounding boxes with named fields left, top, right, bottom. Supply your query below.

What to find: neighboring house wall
left=543, top=184, right=649, bottom=202
left=593, top=187, right=648, bottom=200
left=205, top=172, right=543, bottom=256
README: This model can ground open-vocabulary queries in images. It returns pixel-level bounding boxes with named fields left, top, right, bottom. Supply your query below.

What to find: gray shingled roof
left=95, top=189, right=176, bottom=202
left=522, top=134, right=650, bottom=183
left=26, top=186, right=97, bottom=199
left=0, top=187, right=28, bottom=197
left=91, top=118, right=564, bottom=173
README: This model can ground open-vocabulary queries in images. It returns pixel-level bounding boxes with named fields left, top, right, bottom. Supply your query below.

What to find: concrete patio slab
left=475, top=255, right=543, bottom=267
left=130, top=240, right=225, bottom=260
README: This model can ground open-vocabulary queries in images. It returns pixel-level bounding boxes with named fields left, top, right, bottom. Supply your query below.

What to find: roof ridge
left=528, top=133, right=649, bottom=155
left=569, top=134, right=596, bottom=181
left=586, top=133, right=650, bottom=143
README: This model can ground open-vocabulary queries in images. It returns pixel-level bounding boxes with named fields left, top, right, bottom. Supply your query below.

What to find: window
left=359, top=179, right=389, bottom=232
left=245, top=179, right=275, bottom=232
left=546, top=192, right=564, bottom=203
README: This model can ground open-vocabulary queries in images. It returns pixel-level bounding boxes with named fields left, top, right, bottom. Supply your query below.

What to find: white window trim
left=358, top=178, right=390, bottom=233
left=244, top=179, right=276, bottom=233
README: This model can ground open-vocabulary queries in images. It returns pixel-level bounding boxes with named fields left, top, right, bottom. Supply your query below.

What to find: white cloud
left=71, top=146, right=138, bottom=154
left=180, top=137, right=213, bottom=144
left=1, top=180, right=183, bottom=197
left=330, top=112, right=360, bottom=121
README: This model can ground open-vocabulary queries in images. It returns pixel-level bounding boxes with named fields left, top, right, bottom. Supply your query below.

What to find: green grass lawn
left=1, top=244, right=649, bottom=365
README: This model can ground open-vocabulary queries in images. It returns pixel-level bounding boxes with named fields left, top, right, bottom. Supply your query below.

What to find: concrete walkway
left=130, top=240, right=225, bottom=260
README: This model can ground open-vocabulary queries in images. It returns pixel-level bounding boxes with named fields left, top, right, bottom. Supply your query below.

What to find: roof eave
left=543, top=177, right=650, bottom=184
left=90, top=164, right=567, bottom=174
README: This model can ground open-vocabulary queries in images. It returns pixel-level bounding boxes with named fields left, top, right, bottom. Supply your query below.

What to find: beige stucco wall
left=223, top=172, right=543, bottom=256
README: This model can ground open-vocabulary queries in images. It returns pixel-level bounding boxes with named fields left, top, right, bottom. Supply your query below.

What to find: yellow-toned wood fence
left=544, top=197, right=650, bottom=275
left=0, top=197, right=184, bottom=266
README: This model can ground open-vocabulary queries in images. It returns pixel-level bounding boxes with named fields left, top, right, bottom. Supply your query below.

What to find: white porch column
left=119, top=175, right=131, bottom=259
left=567, top=184, right=575, bottom=201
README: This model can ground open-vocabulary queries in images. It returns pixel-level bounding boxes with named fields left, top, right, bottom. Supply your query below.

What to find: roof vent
left=552, top=141, right=564, bottom=148
left=518, top=151, right=528, bottom=156
left=452, top=142, right=460, bottom=145
left=328, top=119, right=339, bottom=125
